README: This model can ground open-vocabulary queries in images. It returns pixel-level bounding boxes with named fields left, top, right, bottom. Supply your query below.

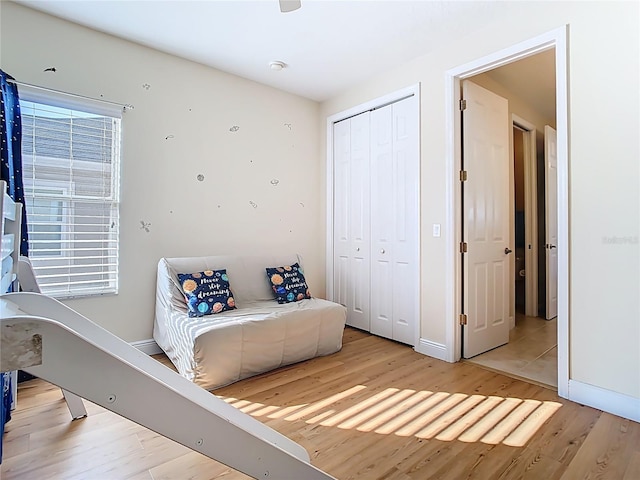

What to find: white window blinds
left=19, top=89, right=122, bottom=298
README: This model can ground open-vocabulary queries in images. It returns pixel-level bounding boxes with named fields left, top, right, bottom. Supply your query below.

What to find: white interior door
left=462, top=81, right=511, bottom=358
left=333, top=113, right=371, bottom=330
left=370, top=96, right=419, bottom=345
left=370, top=104, right=394, bottom=340
left=544, top=125, right=558, bottom=320
left=389, top=96, right=419, bottom=345
left=333, top=118, right=351, bottom=315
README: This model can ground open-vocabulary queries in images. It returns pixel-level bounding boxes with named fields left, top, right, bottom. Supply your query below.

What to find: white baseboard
left=569, top=379, right=640, bottom=423
left=415, top=338, right=450, bottom=362
left=130, top=339, right=163, bottom=356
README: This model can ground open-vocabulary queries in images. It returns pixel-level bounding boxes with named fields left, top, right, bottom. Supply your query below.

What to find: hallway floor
left=465, top=313, right=557, bottom=389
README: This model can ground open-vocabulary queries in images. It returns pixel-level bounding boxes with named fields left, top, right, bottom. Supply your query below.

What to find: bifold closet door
left=333, top=112, right=371, bottom=331
left=370, top=96, right=419, bottom=345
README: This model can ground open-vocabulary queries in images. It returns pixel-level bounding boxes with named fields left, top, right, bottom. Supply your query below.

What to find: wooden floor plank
left=148, top=449, right=250, bottom=480
left=2, top=327, right=638, bottom=480
left=622, top=452, right=640, bottom=480
left=559, top=412, right=640, bottom=480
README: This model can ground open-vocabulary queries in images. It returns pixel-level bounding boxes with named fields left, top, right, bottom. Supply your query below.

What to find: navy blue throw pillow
left=177, top=269, right=236, bottom=317
left=265, top=263, right=312, bottom=304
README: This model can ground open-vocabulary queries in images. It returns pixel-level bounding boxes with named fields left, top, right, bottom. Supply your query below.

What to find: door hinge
left=459, top=314, right=468, bottom=325
left=459, top=99, right=467, bottom=111
left=460, top=170, right=468, bottom=182
left=459, top=241, right=468, bottom=253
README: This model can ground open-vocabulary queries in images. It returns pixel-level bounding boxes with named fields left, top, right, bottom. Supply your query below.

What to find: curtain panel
left=1, top=69, right=28, bottom=256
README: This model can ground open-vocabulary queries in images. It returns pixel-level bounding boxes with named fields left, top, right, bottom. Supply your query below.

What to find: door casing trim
left=444, top=26, right=569, bottom=399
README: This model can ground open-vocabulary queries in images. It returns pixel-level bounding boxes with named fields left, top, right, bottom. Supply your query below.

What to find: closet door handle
left=380, top=249, right=385, bottom=254
left=356, top=247, right=360, bottom=252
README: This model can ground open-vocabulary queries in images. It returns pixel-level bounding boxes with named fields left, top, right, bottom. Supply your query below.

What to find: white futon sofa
left=154, top=254, right=347, bottom=390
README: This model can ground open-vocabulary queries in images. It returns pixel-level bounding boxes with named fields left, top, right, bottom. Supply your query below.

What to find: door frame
left=325, top=83, right=422, bottom=347
left=512, top=114, right=539, bottom=320
left=544, top=125, right=559, bottom=320
left=444, top=27, right=569, bottom=398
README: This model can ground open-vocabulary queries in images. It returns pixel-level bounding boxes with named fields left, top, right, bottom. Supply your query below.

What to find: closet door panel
left=370, top=105, right=394, bottom=338
left=332, top=94, right=418, bottom=345
left=351, top=256, right=370, bottom=326
left=333, top=119, right=351, bottom=309
left=371, top=258, right=393, bottom=338
left=391, top=260, right=414, bottom=345
left=333, top=121, right=350, bottom=242
left=349, top=113, right=371, bottom=330
left=333, top=112, right=370, bottom=331
left=350, top=113, right=370, bottom=254
left=391, top=96, right=420, bottom=345
left=334, top=255, right=349, bottom=310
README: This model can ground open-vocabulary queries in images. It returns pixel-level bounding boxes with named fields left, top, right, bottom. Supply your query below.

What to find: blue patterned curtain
left=1, top=69, right=25, bottom=458
left=0, top=373, right=11, bottom=461
left=1, top=69, right=28, bottom=257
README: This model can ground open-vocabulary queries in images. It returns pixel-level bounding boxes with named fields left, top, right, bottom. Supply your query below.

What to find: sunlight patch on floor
left=220, top=386, right=563, bottom=448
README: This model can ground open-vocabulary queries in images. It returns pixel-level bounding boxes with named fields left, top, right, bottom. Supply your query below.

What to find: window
left=20, top=88, right=122, bottom=298
left=28, top=184, right=70, bottom=258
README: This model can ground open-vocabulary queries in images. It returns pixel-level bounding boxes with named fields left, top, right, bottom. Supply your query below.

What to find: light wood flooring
left=465, top=314, right=558, bottom=389
left=2, top=327, right=639, bottom=480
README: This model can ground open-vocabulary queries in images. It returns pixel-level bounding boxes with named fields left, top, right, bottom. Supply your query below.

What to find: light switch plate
left=433, top=224, right=441, bottom=237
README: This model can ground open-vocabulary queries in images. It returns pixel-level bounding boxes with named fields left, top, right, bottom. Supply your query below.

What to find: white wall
left=1, top=2, right=322, bottom=342
left=320, top=1, right=639, bottom=399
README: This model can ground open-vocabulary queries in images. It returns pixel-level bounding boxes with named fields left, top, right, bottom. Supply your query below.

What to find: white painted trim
left=509, top=122, right=516, bottom=329
left=444, top=74, right=460, bottom=364
left=569, top=380, right=640, bottom=423
left=414, top=91, right=422, bottom=349
left=325, top=84, right=422, bottom=347
left=448, top=30, right=560, bottom=79
left=325, top=113, right=335, bottom=302
left=415, top=339, right=448, bottom=362
left=325, top=84, right=419, bottom=125
left=444, top=27, right=570, bottom=400
left=512, top=114, right=539, bottom=318
left=554, top=26, right=570, bottom=400
left=130, top=339, right=163, bottom=356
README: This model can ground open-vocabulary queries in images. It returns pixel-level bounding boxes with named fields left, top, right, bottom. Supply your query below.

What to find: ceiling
left=13, top=0, right=555, bottom=114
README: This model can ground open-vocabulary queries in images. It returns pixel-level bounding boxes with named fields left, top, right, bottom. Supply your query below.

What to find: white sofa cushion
left=154, top=254, right=347, bottom=390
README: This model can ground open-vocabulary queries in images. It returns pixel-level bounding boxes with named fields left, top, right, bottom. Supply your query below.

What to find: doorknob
left=504, top=248, right=513, bottom=254
left=380, top=249, right=385, bottom=254
left=545, top=244, right=557, bottom=249
left=356, top=247, right=360, bottom=252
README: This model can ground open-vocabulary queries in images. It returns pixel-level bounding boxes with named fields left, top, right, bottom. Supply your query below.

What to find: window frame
left=19, top=86, right=123, bottom=299
left=24, top=181, right=73, bottom=259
